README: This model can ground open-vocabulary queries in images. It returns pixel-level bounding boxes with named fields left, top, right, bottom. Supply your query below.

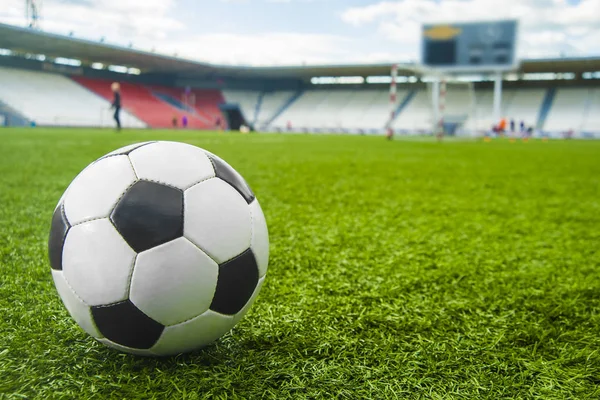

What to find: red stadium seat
left=71, top=77, right=223, bottom=129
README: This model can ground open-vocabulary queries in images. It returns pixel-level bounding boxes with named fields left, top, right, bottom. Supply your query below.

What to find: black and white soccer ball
left=48, top=141, right=268, bottom=356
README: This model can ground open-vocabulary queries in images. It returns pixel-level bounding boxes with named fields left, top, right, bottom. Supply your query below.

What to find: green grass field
left=1, top=128, right=599, bottom=399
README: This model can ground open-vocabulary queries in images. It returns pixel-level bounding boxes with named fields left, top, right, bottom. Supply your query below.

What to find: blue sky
left=1, top=0, right=599, bottom=65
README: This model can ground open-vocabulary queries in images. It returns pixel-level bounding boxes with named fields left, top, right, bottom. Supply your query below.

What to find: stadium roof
left=1, top=22, right=599, bottom=80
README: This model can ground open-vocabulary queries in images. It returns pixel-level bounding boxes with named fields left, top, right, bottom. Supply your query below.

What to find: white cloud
left=164, top=32, right=353, bottom=66
left=0, top=0, right=184, bottom=45
left=341, top=0, right=600, bottom=59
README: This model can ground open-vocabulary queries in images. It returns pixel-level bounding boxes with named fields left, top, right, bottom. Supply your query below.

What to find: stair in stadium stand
left=71, top=77, right=217, bottom=129
left=537, top=87, right=556, bottom=131
left=0, top=98, right=30, bottom=127
left=252, top=92, right=265, bottom=127
left=264, top=90, right=303, bottom=128
left=392, top=90, right=417, bottom=124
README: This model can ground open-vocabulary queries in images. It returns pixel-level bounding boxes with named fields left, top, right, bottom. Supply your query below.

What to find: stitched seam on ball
left=184, top=236, right=220, bottom=266
left=124, top=254, right=138, bottom=299
left=61, top=271, right=91, bottom=306
left=60, top=273, right=109, bottom=338
left=92, top=299, right=130, bottom=309
left=71, top=216, right=109, bottom=228
left=205, top=151, right=218, bottom=175
left=97, top=154, right=124, bottom=161
left=70, top=178, right=138, bottom=228
left=219, top=247, right=253, bottom=267
left=166, top=309, right=232, bottom=327
left=183, top=176, right=216, bottom=191
left=97, top=142, right=157, bottom=161
left=136, top=178, right=183, bottom=192
left=109, top=179, right=139, bottom=215
left=249, top=201, right=254, bottom=251
left=60, top=203, right=71, bottom=227
left=126, top=154, right=139, bottom=180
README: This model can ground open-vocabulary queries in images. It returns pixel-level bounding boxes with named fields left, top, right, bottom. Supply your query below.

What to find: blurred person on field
left=110, top=82, right=122, bottom=131
left=498, top=117, right=507, bottom=136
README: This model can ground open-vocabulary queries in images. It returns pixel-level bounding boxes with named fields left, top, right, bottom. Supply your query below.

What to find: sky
left=1, top=0, right=599, bottom=66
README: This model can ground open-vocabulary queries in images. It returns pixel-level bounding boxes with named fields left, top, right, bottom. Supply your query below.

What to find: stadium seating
left=149, top=86, right=225, bottom=127
left=581, top=89, right=600, bottom=134
left=254, top=91, right=296, bottom=129
left=222, top=90, right=261, bottom=124
left=270, top=89, right=396, bottom=132
left=72, top=77, right=209, bottom=129
left=1, top=64, right=597, bottom=136
left=467, top=88, right=545, bottom=132
left=270, top=90, right=328, bottom=130
left=190, top=88, right=226, bottom=127
left=544, top=88, right=589, bottom=132
left=349, top=90, right=398, bottom=131
left=503, top=89, right=546, bottom=129
left=393, top=90, right=433, bottom=133
left=0, top=66, right=145, bottom=127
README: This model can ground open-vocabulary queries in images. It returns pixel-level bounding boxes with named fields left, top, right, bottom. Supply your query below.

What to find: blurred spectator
left=110, top=82, right=121, bottom=131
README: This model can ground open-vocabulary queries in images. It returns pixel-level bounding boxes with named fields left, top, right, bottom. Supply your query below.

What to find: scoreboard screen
left=421, top=20, right=518, bottom=71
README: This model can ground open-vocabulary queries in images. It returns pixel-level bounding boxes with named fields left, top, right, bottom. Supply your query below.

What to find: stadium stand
left=503, top=89, right=546, bottom=129
left=72, top=77, right=210, bottom=129
left=544, top=88, right=588, bottom=132
left=270, top=90, right=328, bottom=130
left=581, top=89, right=600, bottom=134
left=0, top=98, right=29, bottom=127
left=270, top=89, right=397, bottom=132
left=192, top=89, right=226, bottom=127
left=467, top=88, right=544, bottom=132
left=0, top=22, right=598, bottom=137
left=149, top=86, right=224, bottom=127
left=0, top=66, right=145, bottom=127
left=222, top=90, right=261, bottom=125
left=254, top=91, right=295, bottom=129
left=393, top=90, right=432, bottom=133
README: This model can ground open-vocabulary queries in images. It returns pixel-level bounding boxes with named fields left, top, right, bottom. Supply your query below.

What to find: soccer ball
left=48, top=141, right=269, bottom=356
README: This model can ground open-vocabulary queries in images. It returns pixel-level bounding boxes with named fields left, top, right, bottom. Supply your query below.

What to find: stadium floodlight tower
left=25, top=0, right=42, bottom=29
left=420, top=20, right=519, bottom=136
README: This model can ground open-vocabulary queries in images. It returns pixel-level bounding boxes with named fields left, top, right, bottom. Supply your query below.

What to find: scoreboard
left=421, top=20, right=518, bottom=71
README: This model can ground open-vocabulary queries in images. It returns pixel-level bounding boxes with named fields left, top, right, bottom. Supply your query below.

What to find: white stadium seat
left=255, top=91, right=295, bottom=129
left=272, top=90, right=396, bottom=132
left=545, top=88, right=590, bottom=132
left=393, top=90, right=432, bottom=132
left=1, top=64, right=597, bottom=136
left=0, top=66, right=145, bottom=128
left=581, top=89, right=600, bottom=133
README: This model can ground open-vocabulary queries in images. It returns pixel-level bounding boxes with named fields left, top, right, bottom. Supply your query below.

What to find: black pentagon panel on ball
left=210, top=249, right=259, bottom=315
left=111, top=180, right=184, bottom=253
left=207, top=154, right=255, bottom=204
left=91, top=300, right=164, bottom=349
left=48, top=204, right=71, bottom=271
